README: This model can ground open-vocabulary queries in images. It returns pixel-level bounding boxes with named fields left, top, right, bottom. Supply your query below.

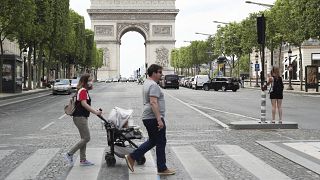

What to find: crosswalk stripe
left=0, top=150, right=15, bottom=161
left=66, top=148, right=104, bottom=180
left=129, top=151, right=159, bottom=180
left=217, top=145, right=292, bottom=180
left=5, top=148, right=60, bottom=180
left=172, top=146, right=224, bottom=180
left=284, top=142, right=320, bottom=160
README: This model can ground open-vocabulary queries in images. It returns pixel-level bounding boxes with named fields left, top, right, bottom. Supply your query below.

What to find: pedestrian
left=124, top=64, right=175, bottom=175
left=264, top=66, right=284, bottom=124
left=64, top=73, right=102, bottom=166
left=241, top=75, right=245, bottom=88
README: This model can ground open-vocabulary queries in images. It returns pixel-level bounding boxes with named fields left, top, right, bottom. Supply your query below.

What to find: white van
left=192, top=75, right=209, bottom=90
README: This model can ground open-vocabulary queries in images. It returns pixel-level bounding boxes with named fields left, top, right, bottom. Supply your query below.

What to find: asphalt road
left=0, top=82, right=320, bottom=180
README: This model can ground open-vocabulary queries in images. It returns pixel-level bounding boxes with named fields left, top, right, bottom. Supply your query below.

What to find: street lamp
left=195, top=32, right=215, bottom=78
left=195, top=32, right=214, bottom=36
left=287, top=48, right=294, bottom=90
left=254, top=53, right=260, bottom=87
left=213, top=20, right=230, bottom=25
left=23, top=49, right=28, bottom=90
left=245, top=1, right=274, bottom=8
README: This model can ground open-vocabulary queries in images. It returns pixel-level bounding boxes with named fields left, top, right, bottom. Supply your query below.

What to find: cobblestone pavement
left=0, top=83, right=320, bottom=180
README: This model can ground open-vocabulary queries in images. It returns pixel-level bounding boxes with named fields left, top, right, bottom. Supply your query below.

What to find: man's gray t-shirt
left=142, top=79, right=165, bottom=119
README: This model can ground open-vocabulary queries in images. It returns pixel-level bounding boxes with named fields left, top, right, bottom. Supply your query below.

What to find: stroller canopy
left=107, top=107, right=133, bottom=129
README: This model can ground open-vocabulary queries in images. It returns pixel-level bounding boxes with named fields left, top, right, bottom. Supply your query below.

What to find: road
left=0, top=82, right=320, bottom=180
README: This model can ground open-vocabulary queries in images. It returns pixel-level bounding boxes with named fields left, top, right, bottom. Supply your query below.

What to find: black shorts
left=270, top=91, right=283, bottom=99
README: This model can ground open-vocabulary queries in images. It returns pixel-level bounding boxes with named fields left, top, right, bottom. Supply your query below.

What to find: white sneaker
left=64, top=153, right=74, bottom=166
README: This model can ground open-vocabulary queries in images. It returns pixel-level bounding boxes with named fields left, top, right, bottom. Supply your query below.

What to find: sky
left=70, top=0, right=275, bottom=78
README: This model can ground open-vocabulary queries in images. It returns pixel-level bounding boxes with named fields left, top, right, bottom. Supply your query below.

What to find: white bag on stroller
left=107, top=107, right=133, bottom=129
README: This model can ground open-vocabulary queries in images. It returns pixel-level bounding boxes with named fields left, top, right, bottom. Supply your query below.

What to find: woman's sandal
left=271, top=121, right=275, bottom=124
left=278, top=121, right=282, bottom=124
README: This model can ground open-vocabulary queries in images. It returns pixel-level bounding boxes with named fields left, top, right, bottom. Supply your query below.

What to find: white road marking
left=5, top=148, right=60, bottom=180
left=217, top=145, right=291, bottom=180
left=58, top=114, right=67, bottom=120
left=129, top=151, right=159, bottom=180
left=258, top=141, right=320, bottom=175
left=172, top=146, right=224, bottom=180
left=0, top=150, right=15, bottom=160
left=189, top=103, right=260, bottom=121
left=165, top=92, right=229, bottom=129
left=40, top=122, right=55, bottom=130
left=284, top=142, right=320, bottom=160
left=66, top=148, right=104, bottom=180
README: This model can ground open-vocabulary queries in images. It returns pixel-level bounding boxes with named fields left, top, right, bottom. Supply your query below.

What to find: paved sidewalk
left=0, top=88, right=51, bottom=100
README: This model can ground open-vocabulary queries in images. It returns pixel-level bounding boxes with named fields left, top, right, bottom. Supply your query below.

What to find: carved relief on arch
left=155, top=47, right=169, bottom=67
left=117, top=23, right=150, bottom=40
left=103, top=48, right=111, bottom=70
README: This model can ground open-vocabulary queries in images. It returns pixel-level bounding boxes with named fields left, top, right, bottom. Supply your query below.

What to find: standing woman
left=265, top=67, right=284, bottom=123
left=64, top=73, right=102, bottom=166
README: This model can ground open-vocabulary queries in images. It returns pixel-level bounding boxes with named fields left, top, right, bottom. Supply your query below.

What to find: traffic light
left=257, top=15, right=265, bottom=44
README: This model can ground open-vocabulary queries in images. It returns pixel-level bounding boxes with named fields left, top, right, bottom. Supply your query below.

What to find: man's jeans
left=130, top=118, right=167, bottom=172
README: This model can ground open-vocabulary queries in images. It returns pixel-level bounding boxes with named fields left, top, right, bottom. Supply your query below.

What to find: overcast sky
left=70, top=0, right=275, bottom=78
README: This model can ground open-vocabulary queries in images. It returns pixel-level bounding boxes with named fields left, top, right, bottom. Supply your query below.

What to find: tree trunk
left=278, top=43, right=282, bottom=71
left=298, top=46, right=303, bottom=91
left=27, top=45, right=33, bottom=90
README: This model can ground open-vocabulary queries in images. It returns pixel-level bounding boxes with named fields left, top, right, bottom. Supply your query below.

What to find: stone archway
left=88, top=0, right=179, bottom=79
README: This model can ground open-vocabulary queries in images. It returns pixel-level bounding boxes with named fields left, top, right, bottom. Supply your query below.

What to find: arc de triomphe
left=88, top=0, right=179, bottom=79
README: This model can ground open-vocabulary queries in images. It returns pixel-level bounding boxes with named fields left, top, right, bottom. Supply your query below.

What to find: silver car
left=52, top=79, right=72, bottom=95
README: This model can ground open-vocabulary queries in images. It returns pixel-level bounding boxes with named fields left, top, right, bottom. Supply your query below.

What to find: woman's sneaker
left=64, top=153, right=74, bottom=166
left=80, top=160, right=95, bottom=166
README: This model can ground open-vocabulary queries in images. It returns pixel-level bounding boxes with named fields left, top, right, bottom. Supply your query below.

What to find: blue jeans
left=130, top=118, right=167, bottom=172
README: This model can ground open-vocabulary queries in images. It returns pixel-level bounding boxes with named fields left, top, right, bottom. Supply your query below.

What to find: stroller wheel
left=105, top=153, right=116, bottom=167
left=137, top=156, right=146, bottom=165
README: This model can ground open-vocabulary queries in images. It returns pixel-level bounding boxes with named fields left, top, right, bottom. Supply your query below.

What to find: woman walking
left=265, top=67, right=284, bottom=123
left=64, top=73, right=102, bottom=166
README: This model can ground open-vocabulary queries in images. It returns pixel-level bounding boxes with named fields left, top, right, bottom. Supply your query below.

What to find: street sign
left=255, top=64, right=260, bottom=71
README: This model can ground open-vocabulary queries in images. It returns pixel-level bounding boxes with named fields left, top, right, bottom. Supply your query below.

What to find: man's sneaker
left=80, top=160, right=95, bottom=166
left=125, top=154, right=135, bottom=172
left=64, top=153, right=74, bottom=166
left=158, top=168, right=176, bottom=175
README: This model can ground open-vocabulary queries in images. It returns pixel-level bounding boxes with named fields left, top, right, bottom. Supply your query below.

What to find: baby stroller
left=98, top=107, right=146, bottom=166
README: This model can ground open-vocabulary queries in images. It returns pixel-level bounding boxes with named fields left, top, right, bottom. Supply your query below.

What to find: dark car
left=203, top=77, right=239, bottom=92
left=160, top=74, right=179, bottom=89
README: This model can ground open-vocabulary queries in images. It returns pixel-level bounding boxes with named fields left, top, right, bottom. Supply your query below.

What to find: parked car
left=186, top=77, right=194, bottom=88
left=160, top=74, right=179, bottom=89
left=52, top=79, right=72, bottom=95
left=203, top=77, right=240, bottom=92
left=192, top=75, right=209, bottom=90
left=182, top=77, right=190, bottom=87
left=69, top=78, right=79, bottom=91
left=105, top=78, right=113, bottom=83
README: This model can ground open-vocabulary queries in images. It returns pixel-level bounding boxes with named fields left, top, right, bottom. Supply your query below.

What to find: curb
left=0, top=88, right=51, bottom=101
left=244, top=87, right=320, bottom=96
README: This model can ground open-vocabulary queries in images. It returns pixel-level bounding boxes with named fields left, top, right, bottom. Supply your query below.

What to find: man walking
left=125, top=64, right=175, bottom=175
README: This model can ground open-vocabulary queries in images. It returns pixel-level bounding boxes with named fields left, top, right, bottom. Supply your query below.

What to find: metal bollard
left=260, top=90, right=267, bottom=123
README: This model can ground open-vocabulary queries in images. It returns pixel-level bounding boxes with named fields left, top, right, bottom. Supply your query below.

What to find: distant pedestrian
left=64, top=73, right=102, bottom=166
left=264, top=67, right=284, bottom=123
left=241, top=76, right=245, bottom=88
left=124, top=64, right=175, bottom=176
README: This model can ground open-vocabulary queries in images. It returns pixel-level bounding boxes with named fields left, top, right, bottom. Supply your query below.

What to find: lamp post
left=213, top=20, right=230, bottom=25
left=245, top=1, right=274, bottom=8
left=195, top=32, right=215, bottom=78
left=254, top=53, right=260, bottom=87
left=287, top=48, right=294, bottom=90
left=23, top=49, right=28, bottom=90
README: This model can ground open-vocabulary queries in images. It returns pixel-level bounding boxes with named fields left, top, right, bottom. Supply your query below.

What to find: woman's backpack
left=64, top=93, right=77, bottom=116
